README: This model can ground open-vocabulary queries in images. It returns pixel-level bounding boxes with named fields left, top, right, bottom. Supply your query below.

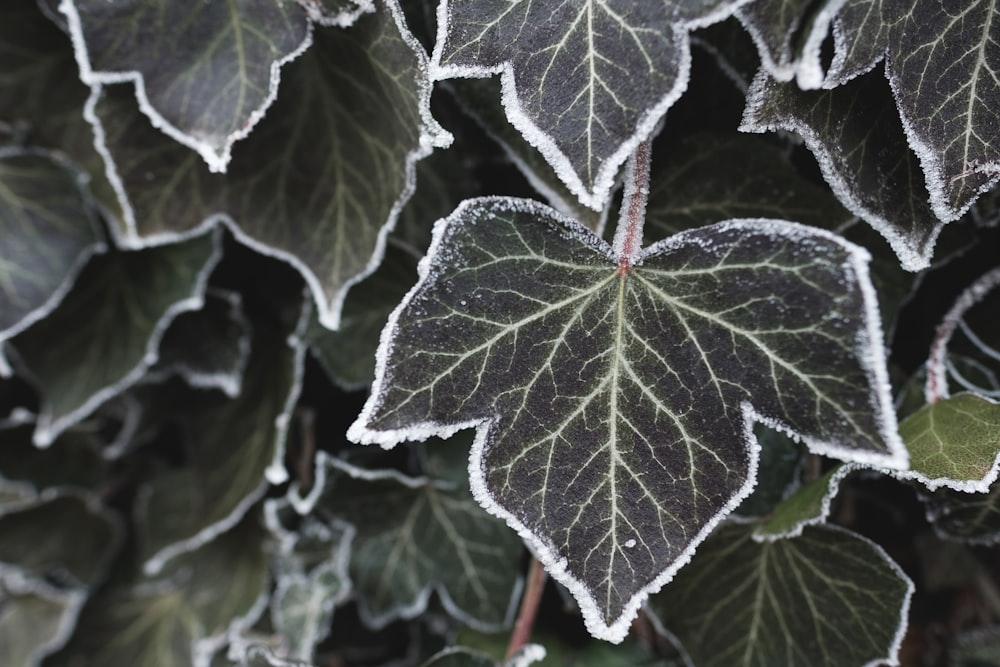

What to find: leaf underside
left=352, top=197, right=902, bottom=640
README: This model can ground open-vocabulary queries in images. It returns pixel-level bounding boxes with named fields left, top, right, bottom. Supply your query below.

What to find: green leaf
left=61, top=0, right=312, bottom=171
left=753, top=464, right=850, bottom=539
left=921, top=480, right=1000, bottom=545
left=88, top=0, right=450, bottom=329
left=0, top=492, right=122, bottom=589
left=733, top=425, right=805, bottom=519
left=952, top=627, right=1000, bottom=667
left=825, top=1, right=1000, bottom=222
left=7, top=228, right=221, bottom=447
left=48, top=511, right=271, bottom=667
left=897, top=393, right=1000, bottom=492
left=289, top=449, right=524, bottom=631
left=349, top=197, right=906, bottom=641
left=0, top=424, right=108, bottom=501
left=643, top=132, right=852, bottom=240
left=147, top=289, right=252, bottom=397
left=741, top=67, right=943, bottom=271
left=135, top=295, right=309, bottom=574
left=431, top=0, right=748, bottom=209
left=647, top=522, right=913, bottom=667
left=0, top=0, right=121, bottom=217
left=0, top=572, right=85, bottom=667
left=0, top=147, right=104, bottom=343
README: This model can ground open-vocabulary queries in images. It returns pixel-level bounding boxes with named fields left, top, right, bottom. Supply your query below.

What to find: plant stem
left=925, top=266, right=1000, bottom=403
left=612, top=136, right=653, bottom=274
left=505, top=556, right=547, bottom=660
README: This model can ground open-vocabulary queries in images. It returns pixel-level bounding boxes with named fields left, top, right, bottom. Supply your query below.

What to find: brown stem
left=613, top=137, right=653, bottom=275
left=505, top=556, right=547, bottom=660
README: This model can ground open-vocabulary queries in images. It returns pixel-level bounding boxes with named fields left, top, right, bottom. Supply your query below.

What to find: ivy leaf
left=419, top=645, right=546, bottom=667
left=896, top=392, right=1000, bottom=492
left=7, top=228, right=222, bottom=447
left=134, top=294, right=309, bottom=574
left=289, top=449, right=524, bottom=631
left=61, top=0, right=312, bottom=171
left=0, top=147, right=105, bottom=345
left=741, top=67, right=943, bottom=271
left=48, top=511, right=271, bottom=667
left=0, top=423, right=108, bottom=501
left=921, top=480, right=1000, bottom=545
left=733, top=426, right=805, bottom=519
left=753, top=464, right=850, bottom=540
left=0, top=572, right=85, bottom=667
left=643, top=132, right=852, bottom=240
left=647, top=522, right=913, bottom=667
left=430, top=0, right=749, bottom=210
left=825, top=0, right=1000, bottom=222
left=147, top=289, right=252, bottom=398
left=88, top=0, right=450, bottom=328
left=349, top=196, right=906, bottom=641
left=735, top=0, right=846, bottom=88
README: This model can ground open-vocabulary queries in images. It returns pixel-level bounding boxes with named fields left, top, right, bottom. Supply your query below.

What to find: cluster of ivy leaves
left=2, top=0, right=1000, bottom=665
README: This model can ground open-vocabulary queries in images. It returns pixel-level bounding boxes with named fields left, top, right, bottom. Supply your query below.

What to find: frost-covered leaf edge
left=346, top=195, right=907, bottom=642
left=283, top=451, right=524, bottom=632
left=428, top=0, right=755, bottom=212
left=79, top=0, right=453, bottom=330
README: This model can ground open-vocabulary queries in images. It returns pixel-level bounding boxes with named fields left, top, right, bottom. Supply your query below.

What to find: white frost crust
left=291, top=452, right=523, bottom=633
left=58, top=0, right=316, bottom=174
left=298, top=0, right=376, bottom=28
left=348, top=205, right=906, bottom=641
left=429, top=0, right=755, bottom=212
left=0, top=568, right=88, bottom=666
left=0, top=146, right=109, bottom=347
left=740, top=68, right=944, bottom=272
left=505, top=644, right=547, bottom=667
left=81, top=0, right=452, bottom=331
left=141, top=295, right=310, bottom=575
left=16, top=226, right=225, bottom=449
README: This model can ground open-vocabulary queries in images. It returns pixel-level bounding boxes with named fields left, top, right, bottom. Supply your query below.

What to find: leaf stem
left=613, top=137, right=653, bottom=274
left=505, top=556, right=547, bottom=660
left=925, top=266, right=1000, bottom=403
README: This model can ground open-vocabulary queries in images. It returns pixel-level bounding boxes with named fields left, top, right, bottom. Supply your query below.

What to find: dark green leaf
left=0, top=147, right=104, bottom=343
left=0, top=423, right=107, bottom=500
left=826, top=1, right=1000, bottom=221
left=135, top=295, right=308, bottom=573
left=349, top=197, right=906, bottom=640
left=289, top=451, right=524, bottom=631
left=951, top=626, right=1000, bottom=667
left=8, top=228, right=221, bottom=447
left=643, top=132, right=852, bottom=240
left=431, top=0, right=747, bottom=209
left=48, top=511, right=271, bottom=667
left=741, top=67, right=943, bottom=271
left=922, top=479, right=1000, bottom=545
left=898, top=393, right=1000, bottom=491
left=420, top=647, right=497, bottom=667
left=733, top=425, right=805, bottom=519
left=62, top=0, right=312, bottom=171
left=647, top=522, right=912, bottom=667
left=0, top=573, right=84, bottom=667
left=147, top=289, right=252, bottom=397
left=753, top=464, right=850, bottom=539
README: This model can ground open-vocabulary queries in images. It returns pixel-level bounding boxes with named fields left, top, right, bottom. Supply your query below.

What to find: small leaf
left=741, top=67, right=943, bottom=271
left=7, top=228, right=222, bottom=447
left=753, top=464, right=850, bottom=539
left=135, top=295, right=309, bottom=573
left=0, top=572, right=85, bottom=667
left=61, top=0, right=312, bottom=171
left=289, top=449, right=524, bottom=631
left=897, top=393, right=1000, bottom=492
left=147, top=289, right=252, bottom=398
left=922, top=480, right=1000, bottom=545
left=0, top=147, right=105, bottom=342
left=88, top=0, right=450, bottom=329
left=431, top=0, right=748, bottom=209
left=350, top=197, right=906, bottom=641
left=48, top=511, right=271, bottom=667
left=733, top=425, right=805, bottom=519
left=647, top=522, right=913, bottom=667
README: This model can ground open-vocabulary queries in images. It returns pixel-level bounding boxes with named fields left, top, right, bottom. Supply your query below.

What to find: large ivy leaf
left=61, top=0, right=312, bottom=172
left=348, top=196, right=906, bottom=641
left=289, top=448, right=524, bottom=631
left=825, top=0, right=1000, bottom=222
left=647, top=522, right=912, bottom=667
left=7, top=228, right=221, bottom=447
left=0, top=147, right=105, bottom=343
left=88, top=0, right=450, bottom=329
left=134, top=294, right=309, bottom=574
left=430, top=0, right=751, bottom=210
left=48, top=511, right=271, bottom=667
left=0, top=572, right=84, bottom=667
left=741, top=67, right=943, bottom=271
